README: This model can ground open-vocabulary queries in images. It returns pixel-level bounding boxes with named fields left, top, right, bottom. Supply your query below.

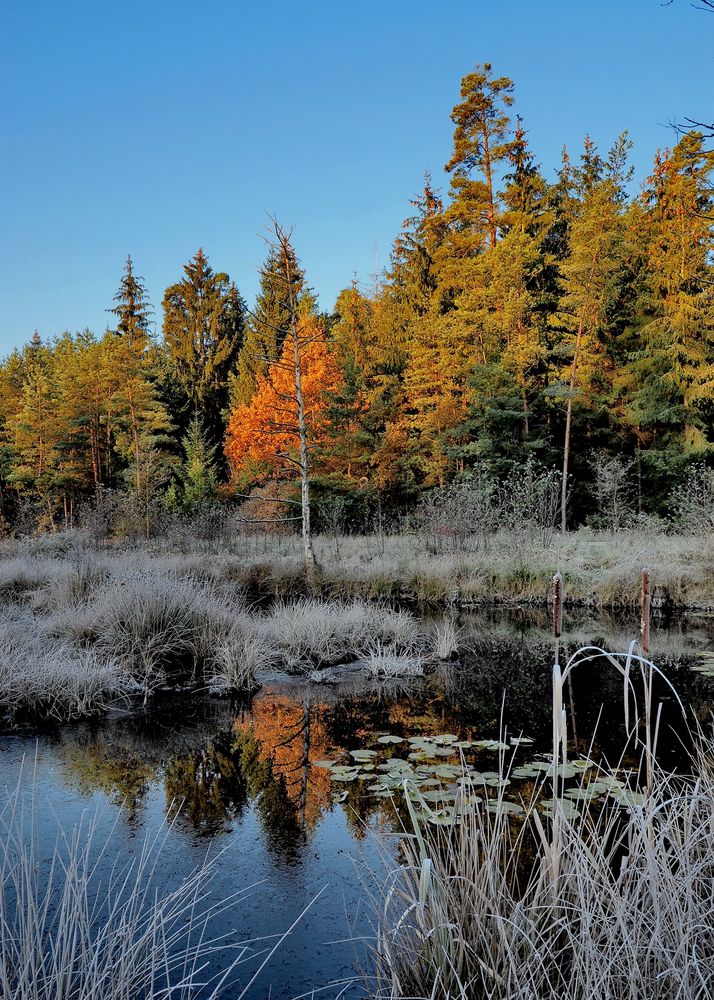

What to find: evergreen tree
left=230, top=243, right=305, bottom=406
left=551, top=169, right=628, bottom=529
left=7, top=333, right=61, bottom=527
left=439, top=62, right=515, bottom=299
left=629, top=134, right=714, bottom=467
left=108, top=258, right=174, bottom=498
left=179, top=415, right=219, bottom=507
left=163, top=248, right=245, bottom=445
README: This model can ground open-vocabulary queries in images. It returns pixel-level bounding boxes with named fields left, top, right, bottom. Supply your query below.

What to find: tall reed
left=0, top=766, right=306, bottom=1000
left=372, top=571, right=712, bottom=999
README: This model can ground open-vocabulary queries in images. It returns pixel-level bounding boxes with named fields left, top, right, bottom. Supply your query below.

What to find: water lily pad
left=350, top=749, right=378, bottom=761
left=474, top=739, right=509, bottom=751
left=433, top=764, right=461, bottom=779
left=486, top=800, right=525, bottom=817
left=417, top=788, right=453, bottom=802
left=564, top=786, right=603, bottom=801
left=540, top=798, right=580, bottom=821
left=511, top=766, right=542, bottom=779
left=377, top=735, right=404, bottom=744
left=615, top=790, right=647, bottom=808
left=510, top=737, right=535, bottom=746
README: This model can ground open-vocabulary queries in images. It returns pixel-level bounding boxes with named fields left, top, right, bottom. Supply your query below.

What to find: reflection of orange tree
left=233, top=687, right=334, bottom=833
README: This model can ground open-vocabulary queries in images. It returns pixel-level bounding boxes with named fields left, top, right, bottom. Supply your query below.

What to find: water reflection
left=4, top=609, right=714, bottom=1000
left=50, top=613, right=714, bottom=844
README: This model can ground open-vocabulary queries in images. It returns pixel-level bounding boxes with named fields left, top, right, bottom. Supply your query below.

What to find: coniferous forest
left=2, top=62, right=712, bottom=537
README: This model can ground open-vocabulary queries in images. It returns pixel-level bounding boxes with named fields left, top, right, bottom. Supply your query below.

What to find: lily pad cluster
left=316, top=732, right=647, bottom=823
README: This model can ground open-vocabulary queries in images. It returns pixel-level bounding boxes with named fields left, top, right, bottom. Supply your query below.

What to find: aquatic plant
left=369, top=573, right=714, bottom=999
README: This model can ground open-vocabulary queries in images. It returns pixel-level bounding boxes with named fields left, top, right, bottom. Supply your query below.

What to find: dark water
left=2, top=607, right=714, bottom=999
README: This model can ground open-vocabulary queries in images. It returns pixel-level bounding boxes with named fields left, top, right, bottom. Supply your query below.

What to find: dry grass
left=147, top=526, right=714, bottom=608
left=370, top=638, right=714, bottom=999
left=0, top=542, right=429, bottom=717
left=0, top=768, right=305, bottom=1000
left=3, top=525, right=713, bottom=608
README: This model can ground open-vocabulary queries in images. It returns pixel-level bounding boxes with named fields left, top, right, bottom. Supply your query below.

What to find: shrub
left=670, top=464, right=714, bottom=534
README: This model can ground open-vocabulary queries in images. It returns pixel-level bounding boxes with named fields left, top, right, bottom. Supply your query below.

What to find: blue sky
left=0, top=0, right=706, bottom=354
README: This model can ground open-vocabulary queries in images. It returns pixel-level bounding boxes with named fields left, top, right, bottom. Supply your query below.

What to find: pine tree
left=438, top=62, right=515, bottom=298
left=162, top=248, right=245, bottom=445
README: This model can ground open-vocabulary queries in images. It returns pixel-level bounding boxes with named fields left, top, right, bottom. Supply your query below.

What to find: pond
left=2, top=606, right=714, bottom=999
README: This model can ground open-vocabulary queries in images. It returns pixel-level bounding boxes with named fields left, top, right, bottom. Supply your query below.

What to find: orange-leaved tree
left=225, top=223, right=342, bottom=588
left=225, top=315, right=340, bottom=477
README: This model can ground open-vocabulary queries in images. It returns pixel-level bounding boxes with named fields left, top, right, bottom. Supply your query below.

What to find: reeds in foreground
left=373, top=576, right=714, bottom=999
left=0, top=769, right=304, bottom=1000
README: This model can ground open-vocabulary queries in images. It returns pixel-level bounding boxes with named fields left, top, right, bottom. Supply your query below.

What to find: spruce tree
left=230, top=243, right=305, bottom=406
left=629, top=134, right=714, bottom=464
left=179, top=415, right=219, bottom=507
left=162, top=248, right=245, bottom=445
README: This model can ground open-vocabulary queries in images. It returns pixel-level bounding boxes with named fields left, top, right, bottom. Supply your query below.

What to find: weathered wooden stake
left=552, top=571, right=563, bottom=667
left=640, top=568, right=651, bottom=656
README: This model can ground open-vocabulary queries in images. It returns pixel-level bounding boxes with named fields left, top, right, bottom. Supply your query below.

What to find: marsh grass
left=0, top=767, right=308, bottom=1000
left=371, top=621, right=714, bottom=999
left=0, top=546, right=429, bottom=716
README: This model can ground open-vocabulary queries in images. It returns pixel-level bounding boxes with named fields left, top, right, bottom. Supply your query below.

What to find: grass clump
left=264, top=598, right=422, bottom=671
left=372, top=628, right=714, bottom=999
left=0, top=607, right=127, bottom=720
left=0, top=772, right=292, bottom=1000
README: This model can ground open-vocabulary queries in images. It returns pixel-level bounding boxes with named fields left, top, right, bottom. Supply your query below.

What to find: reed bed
left=371, top=577, right=714, bottom=999
left=0, top=770, right=294, bottom=1000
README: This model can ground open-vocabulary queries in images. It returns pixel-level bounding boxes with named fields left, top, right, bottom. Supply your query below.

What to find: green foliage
left=0, top=70, right=712, bottom=530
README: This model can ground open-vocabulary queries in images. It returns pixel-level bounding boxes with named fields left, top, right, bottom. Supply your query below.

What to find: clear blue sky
left=0, top=0, right=706, bottom=355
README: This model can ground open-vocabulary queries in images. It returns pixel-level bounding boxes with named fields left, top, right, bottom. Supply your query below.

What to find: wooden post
left=640, top=568, right=651, bottom=656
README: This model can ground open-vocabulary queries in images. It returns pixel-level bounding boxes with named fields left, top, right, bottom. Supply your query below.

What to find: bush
left=670, top=464, right=714, bottom=533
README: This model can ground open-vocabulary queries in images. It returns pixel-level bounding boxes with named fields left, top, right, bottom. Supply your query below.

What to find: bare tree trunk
left=561, top=315, right=585, bottom=534
left=279, top=226, right=319, bottom=588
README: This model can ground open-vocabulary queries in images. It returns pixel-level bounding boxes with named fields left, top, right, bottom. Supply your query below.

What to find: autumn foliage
left=225, top=316, right=342, bottom=481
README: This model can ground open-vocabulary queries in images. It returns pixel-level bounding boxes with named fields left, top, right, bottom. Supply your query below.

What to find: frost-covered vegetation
left=0, top=774, right=293, bottom=1000
left=363, top=640, right=714, bottom=999
left=1, top=514, right=713, bottom=720
left=0, top=536, right=432, bottom=719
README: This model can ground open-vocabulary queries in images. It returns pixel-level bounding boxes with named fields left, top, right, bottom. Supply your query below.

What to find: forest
left=1, top=62, right=712, bottom=539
